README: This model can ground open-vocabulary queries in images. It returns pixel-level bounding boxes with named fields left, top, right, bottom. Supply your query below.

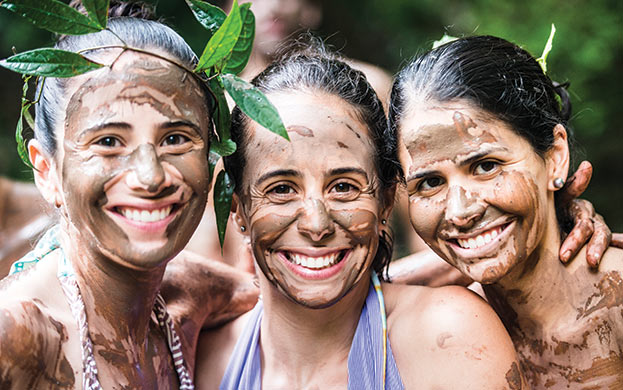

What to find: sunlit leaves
left=221, top=73, right=288, bottom=140
left=195, top=0, right=242, bottom=72
left=186, top=0, right=226, bottom=37
left=15, top=75, right=33, bottom=168
left=223, top=2, right=254, bottom=75
left=0, top=0, right=104, bottom=35
left=213, top=170, right=235, bottom=250
left=0, top=48, right=104, bottom=77
left=82, top=0, right=109, bottom=29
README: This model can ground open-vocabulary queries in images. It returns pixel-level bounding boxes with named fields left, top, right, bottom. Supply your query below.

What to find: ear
left=230, top=192, right=250, bottom=237
left=379, top=184, right=397, bottom=226
left=546, top=124, right=570, bottom=192
left=29, top=139, right=62, bottom=207
left=300, top=0, right=322, bottom=29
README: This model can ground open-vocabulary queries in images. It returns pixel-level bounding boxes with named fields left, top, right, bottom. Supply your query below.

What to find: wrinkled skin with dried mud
left=399, top=99, right=623, bottom=389
left=0, top=50, right=254, bottom=389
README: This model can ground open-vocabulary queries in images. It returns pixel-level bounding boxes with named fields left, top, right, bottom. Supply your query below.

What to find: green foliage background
left=1, top=0, right=621, bottom=231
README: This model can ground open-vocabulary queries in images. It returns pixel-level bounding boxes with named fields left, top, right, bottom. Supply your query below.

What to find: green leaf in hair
left=213, top=170, right=235, bottom=250
left=221, top=73, right=289, bottom=141
left=82, top=0, right=109, bottom=29
left=432, top=33, right=458, bottom=49
left=0, top=48, right=105, bottom=77
left=195, top=0, right=242, bottom=72
left=186, top=0, right=226, bottom=37
left=0, top=0, right=104, bottom=35
left=536, top=24, right=556, bottom=74
left=223, top=2, right=254, bottom=75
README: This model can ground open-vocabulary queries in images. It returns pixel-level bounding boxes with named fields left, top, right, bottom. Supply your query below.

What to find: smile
left=456, top=224, right=505, bottom=249
left=116, top=206, right=173, bottom=223
left=283, top=250, right=348, bottom=270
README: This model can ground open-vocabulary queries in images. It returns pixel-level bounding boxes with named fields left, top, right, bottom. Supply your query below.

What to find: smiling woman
left=389, top=35, right=623, bottom=389
left=194, top=39, right=527, bottom=390
left=0, top=4, right=217, bottom=389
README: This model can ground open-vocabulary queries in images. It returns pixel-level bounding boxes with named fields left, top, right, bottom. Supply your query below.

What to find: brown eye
left=419, top=176, right=444, bottom=191
left=272, top=184, right=292, bottom=194
left=162, top=134, right=190, bottom=146
left=95, top=136, right=120, bottom=147
left=474, top=160, right=498, bottom=175
left=334, top=182, right=354, bottom=193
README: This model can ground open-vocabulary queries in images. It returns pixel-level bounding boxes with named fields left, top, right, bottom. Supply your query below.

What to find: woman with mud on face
left=0, top=2, right=259, bottom=388
left=194, top=38, right=527, bottom=390
left=389, top=35, right=623, bottom=389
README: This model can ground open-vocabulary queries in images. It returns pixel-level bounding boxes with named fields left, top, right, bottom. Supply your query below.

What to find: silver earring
left=240, top=226, right=246, bottom=232
left=381, top=219, right=387, bottom=225
left=553, top=178, right=565, bottom=189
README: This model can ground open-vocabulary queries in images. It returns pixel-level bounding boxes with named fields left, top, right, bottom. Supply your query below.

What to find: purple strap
left=220, top=284, right=404, bottom=389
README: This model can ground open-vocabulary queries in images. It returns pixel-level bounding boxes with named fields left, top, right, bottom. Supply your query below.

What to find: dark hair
left=224, top=37, right=402, bottom=278
left=389, top=35, right=573, bottom=157
left=33, top=1, right=213, bottom=155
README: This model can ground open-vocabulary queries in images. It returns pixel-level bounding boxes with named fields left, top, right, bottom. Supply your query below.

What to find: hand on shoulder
left=386, top=284, right=526, bottom=389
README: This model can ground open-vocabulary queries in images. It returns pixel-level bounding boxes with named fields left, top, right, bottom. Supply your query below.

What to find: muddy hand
left=558, top=161, right=612, bottom=267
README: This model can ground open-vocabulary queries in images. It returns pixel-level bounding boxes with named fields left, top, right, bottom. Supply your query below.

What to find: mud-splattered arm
left=160, top=250, right=258, bottom=344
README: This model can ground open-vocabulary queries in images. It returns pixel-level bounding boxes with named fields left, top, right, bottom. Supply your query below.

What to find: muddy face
left=398, top=100, right=555, bottom=283
left=55, top=51, right=211, bottom=269
left=239, top=90, right=387, bottom=308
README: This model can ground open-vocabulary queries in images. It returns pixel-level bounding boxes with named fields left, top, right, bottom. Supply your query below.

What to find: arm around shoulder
left=389, top=285, right=527, bottom=389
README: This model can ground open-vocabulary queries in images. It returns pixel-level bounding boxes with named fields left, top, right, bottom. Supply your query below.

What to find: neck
left=258, top=272, right=370, bottom=384
left=59, top=221, right=165, bottom=345
left=483, top=210, right=583, bottom=337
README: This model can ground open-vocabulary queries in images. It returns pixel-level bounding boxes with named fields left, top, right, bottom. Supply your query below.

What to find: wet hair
left=389, top=35, right=573, bottom=157
left=224, top=36, right=402, bottom=278
left=33, top=0, right=213, bottom=156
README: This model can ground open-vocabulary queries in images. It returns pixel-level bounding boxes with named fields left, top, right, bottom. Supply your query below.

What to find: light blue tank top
left=220, top=281, right=405, bottom=390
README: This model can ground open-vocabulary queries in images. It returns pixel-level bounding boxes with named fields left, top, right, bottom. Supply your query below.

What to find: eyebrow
left=406, top=147, right=508, bottom=182
left=256, top=169, right=301, bottom=186
left=329, top=167, right=369, bottom=180
left=78, top=120, right=203, bottom=140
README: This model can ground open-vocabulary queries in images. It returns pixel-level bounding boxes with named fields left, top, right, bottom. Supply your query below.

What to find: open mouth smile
left=282, top=250, right=348, bottom=270
left=446, top=221, right=514, bottom=258
left=116, top=205, right=173, bottom=223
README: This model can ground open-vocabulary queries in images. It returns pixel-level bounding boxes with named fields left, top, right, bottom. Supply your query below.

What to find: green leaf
left=536, top=24, right=556, bottom=74
left=0, top=0, right=104, bottom=35
left=186, top=0, right=226, bottom=36
left=213, top=170, right=235, bottom=250
left=82, top=0, right=109, bottom=29
left=223, top=2, right=254, bottom=75
left=16, top=75, right=33, bottom=168
left=211, top=138, right=237, bottom=157
left=432, top=33, right=458, bottom=49
left=221, top=73, right=289, bottom=140
left=209, top=77, right=232, bottom=142
left=0, top=48, right=104, bottom=77
left=195, top=0, right=242, bottom=72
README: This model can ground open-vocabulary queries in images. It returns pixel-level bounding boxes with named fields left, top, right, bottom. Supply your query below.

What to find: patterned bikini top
left=10, top=226, right=195, bottom=390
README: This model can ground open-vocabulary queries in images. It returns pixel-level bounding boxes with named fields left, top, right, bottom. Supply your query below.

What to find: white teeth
left=121, top=206, right=172, bottom=223
left=456, top=226, right=504, bottom=250
left=288, top=252, right=341, bottom=269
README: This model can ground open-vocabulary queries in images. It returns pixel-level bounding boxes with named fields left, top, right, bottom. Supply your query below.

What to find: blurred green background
left=1, top=0, right=621, bottom=231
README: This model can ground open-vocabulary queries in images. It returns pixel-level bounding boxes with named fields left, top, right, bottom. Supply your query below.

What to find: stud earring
left=381, top=219, right=387, bottom=225
left=553, top=178, right=565, bottom=189
left=240, top=226, right=246, bottom=232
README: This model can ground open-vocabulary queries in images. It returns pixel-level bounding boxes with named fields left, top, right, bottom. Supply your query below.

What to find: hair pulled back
left=224, top=36, right=402, bottom=278
left=34, top=0, right=212, bottom=156
left=389, top=35, right=573, bottom=156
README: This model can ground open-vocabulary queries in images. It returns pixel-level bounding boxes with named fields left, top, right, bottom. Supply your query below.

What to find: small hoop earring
left=553, top=178, right=565, bottom=189
left=240, top=226, right=246, bottom=232
left=381, top=219, right=387, bottom=225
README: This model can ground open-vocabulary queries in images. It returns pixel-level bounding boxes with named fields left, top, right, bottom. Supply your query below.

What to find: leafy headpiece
left=0, top=0, right=288, bottom=247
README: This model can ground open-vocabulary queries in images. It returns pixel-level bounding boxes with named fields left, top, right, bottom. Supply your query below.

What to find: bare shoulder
left=384, top=283, right=526, bottom=389
left=195, top=310, right=254, bottom=390
left=598, top=246, right=623, bottom=272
